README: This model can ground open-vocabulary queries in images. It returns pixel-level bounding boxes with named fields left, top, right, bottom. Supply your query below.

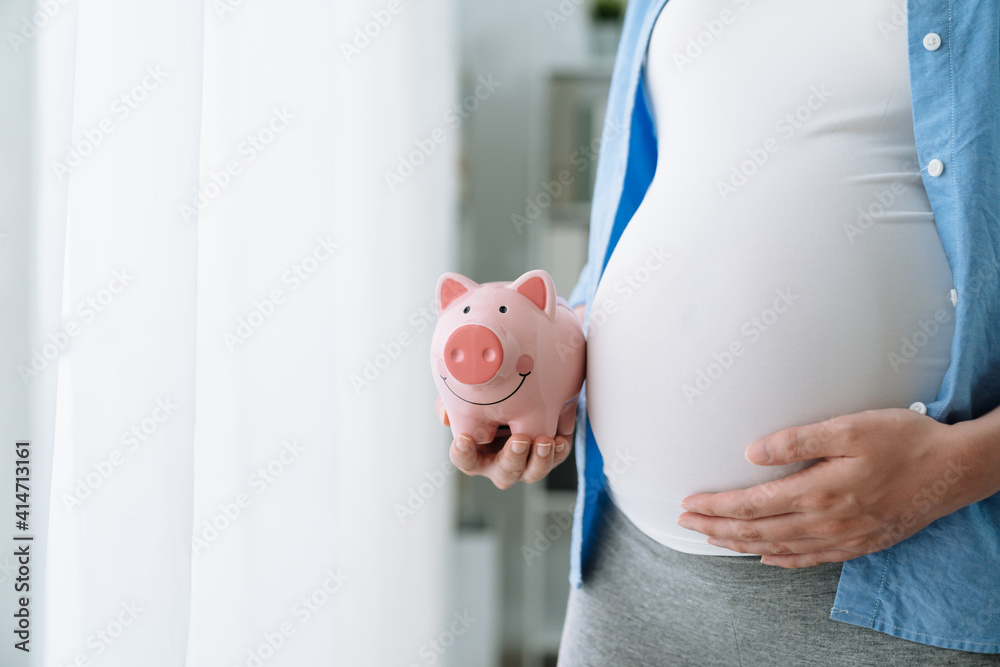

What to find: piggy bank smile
left=438, top=352, right=535, bottom=405
left=441, top=372, right=530, bottom=406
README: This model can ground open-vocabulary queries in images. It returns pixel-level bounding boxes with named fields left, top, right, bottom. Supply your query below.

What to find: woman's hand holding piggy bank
left=435, top=395, right=575, bottom=489
left=430, top=270, right=586, bottom=489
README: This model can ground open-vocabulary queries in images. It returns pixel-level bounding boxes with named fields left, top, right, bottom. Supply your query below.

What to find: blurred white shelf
left=518, top=55, right=612, bottom=667
left=450, top=529, right=502, bottom=667
left=548, top=57, right=616, bottom=80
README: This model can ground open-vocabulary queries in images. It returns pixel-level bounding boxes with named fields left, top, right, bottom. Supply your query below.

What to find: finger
left=704, top=536, right=832, bottom=556
left=434, top=397, right=450, bottom=427
left=552, top=434, right=572, bottom=467
left=682, top=477, right=805, bottom=520
left=449, top=434, right=486, bottom=474
left=679, top=512, right=812, bottom=544
left=557, top=398, right=578, bottom=435
left=521, top=436, right=556, bottom=484
left=490, top=433, right=531, bottom=490
left=745, top=418, right=847, bottom=466
left=760, top=550, right=857, bottom=568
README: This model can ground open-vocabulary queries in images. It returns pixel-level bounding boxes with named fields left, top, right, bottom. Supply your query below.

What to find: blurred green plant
left=591, top=0, right=626, bottom=22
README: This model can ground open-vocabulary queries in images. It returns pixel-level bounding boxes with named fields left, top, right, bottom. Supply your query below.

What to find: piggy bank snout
left=444, top=324, right=504, bottom=385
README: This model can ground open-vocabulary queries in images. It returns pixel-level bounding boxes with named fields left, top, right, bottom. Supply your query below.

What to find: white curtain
left=1, top=0, right=457, bottom=665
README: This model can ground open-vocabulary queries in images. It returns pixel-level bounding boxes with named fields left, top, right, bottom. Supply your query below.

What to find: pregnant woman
left=444, top=1, right=1000, bottom=664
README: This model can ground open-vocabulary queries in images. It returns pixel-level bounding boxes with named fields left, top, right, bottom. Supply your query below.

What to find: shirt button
left=923, top=33, right=942, bottom=51
left=909, top=401, right=928, bottom=415
left=950, top=288, right=958, bottom=307
left=927, top=159, right=944, bottom=177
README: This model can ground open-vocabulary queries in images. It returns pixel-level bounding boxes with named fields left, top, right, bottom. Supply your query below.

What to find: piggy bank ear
left=508, top=269, right=557, bottom=320
left=436, top=272, right=479, bottom=315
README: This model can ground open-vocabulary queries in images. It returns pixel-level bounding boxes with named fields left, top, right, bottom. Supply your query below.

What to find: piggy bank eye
left=463, top=306, right=471, bottom=314
left=499, top=306, right=508, bottom=313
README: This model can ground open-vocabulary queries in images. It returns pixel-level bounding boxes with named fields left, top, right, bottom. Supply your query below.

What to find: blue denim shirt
left=567, top=0, right=1000, bottom=653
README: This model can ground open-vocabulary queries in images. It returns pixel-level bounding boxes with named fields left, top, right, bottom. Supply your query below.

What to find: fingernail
left=680, top=500, right=696, bottom=512
left=745, top=440, right=769, bottom=464
left=511, top=439, right=529, bottom=455
left=677, top=518, right=693, bottom=529
left=456, top=436, right=472, bottom=453
left=555, top=441, right=566, bottom=453
left=537, top=443, right=552, bottom=457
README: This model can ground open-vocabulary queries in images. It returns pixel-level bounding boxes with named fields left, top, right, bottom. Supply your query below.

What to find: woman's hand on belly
left=675, top=408, right=985, bottom=568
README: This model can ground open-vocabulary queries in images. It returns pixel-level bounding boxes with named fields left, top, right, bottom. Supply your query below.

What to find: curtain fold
left=0, top=0, right=457, bottom=664
left=43, top=2, right=205, bottom=665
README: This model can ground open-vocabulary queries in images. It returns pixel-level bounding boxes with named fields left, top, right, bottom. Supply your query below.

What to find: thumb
left=745, top=424, right=831, bottom=465
left=435, top=396, right=450, bottom=426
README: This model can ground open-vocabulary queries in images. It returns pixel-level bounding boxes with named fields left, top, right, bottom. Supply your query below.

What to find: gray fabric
left=558, top=496, right=1000, bottom=666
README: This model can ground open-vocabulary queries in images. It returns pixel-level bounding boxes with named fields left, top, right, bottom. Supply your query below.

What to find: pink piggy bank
left=431, top=269, right=586, bottom=445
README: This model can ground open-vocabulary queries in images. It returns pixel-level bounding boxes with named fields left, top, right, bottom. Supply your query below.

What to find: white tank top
left=587, top=0, right=956, bottom=555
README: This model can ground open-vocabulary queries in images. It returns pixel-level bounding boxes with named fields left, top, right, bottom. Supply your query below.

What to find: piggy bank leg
left=557, top=397, right=578, bottom=436
left=450, top=418, right=499, bottom=446
left=507, top=412, right=560, bottom=442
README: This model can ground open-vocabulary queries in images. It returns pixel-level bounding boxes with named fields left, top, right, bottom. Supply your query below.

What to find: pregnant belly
left=586, top=181, right=956, bottom=555
left=585, top=0, right=957, bottom=555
